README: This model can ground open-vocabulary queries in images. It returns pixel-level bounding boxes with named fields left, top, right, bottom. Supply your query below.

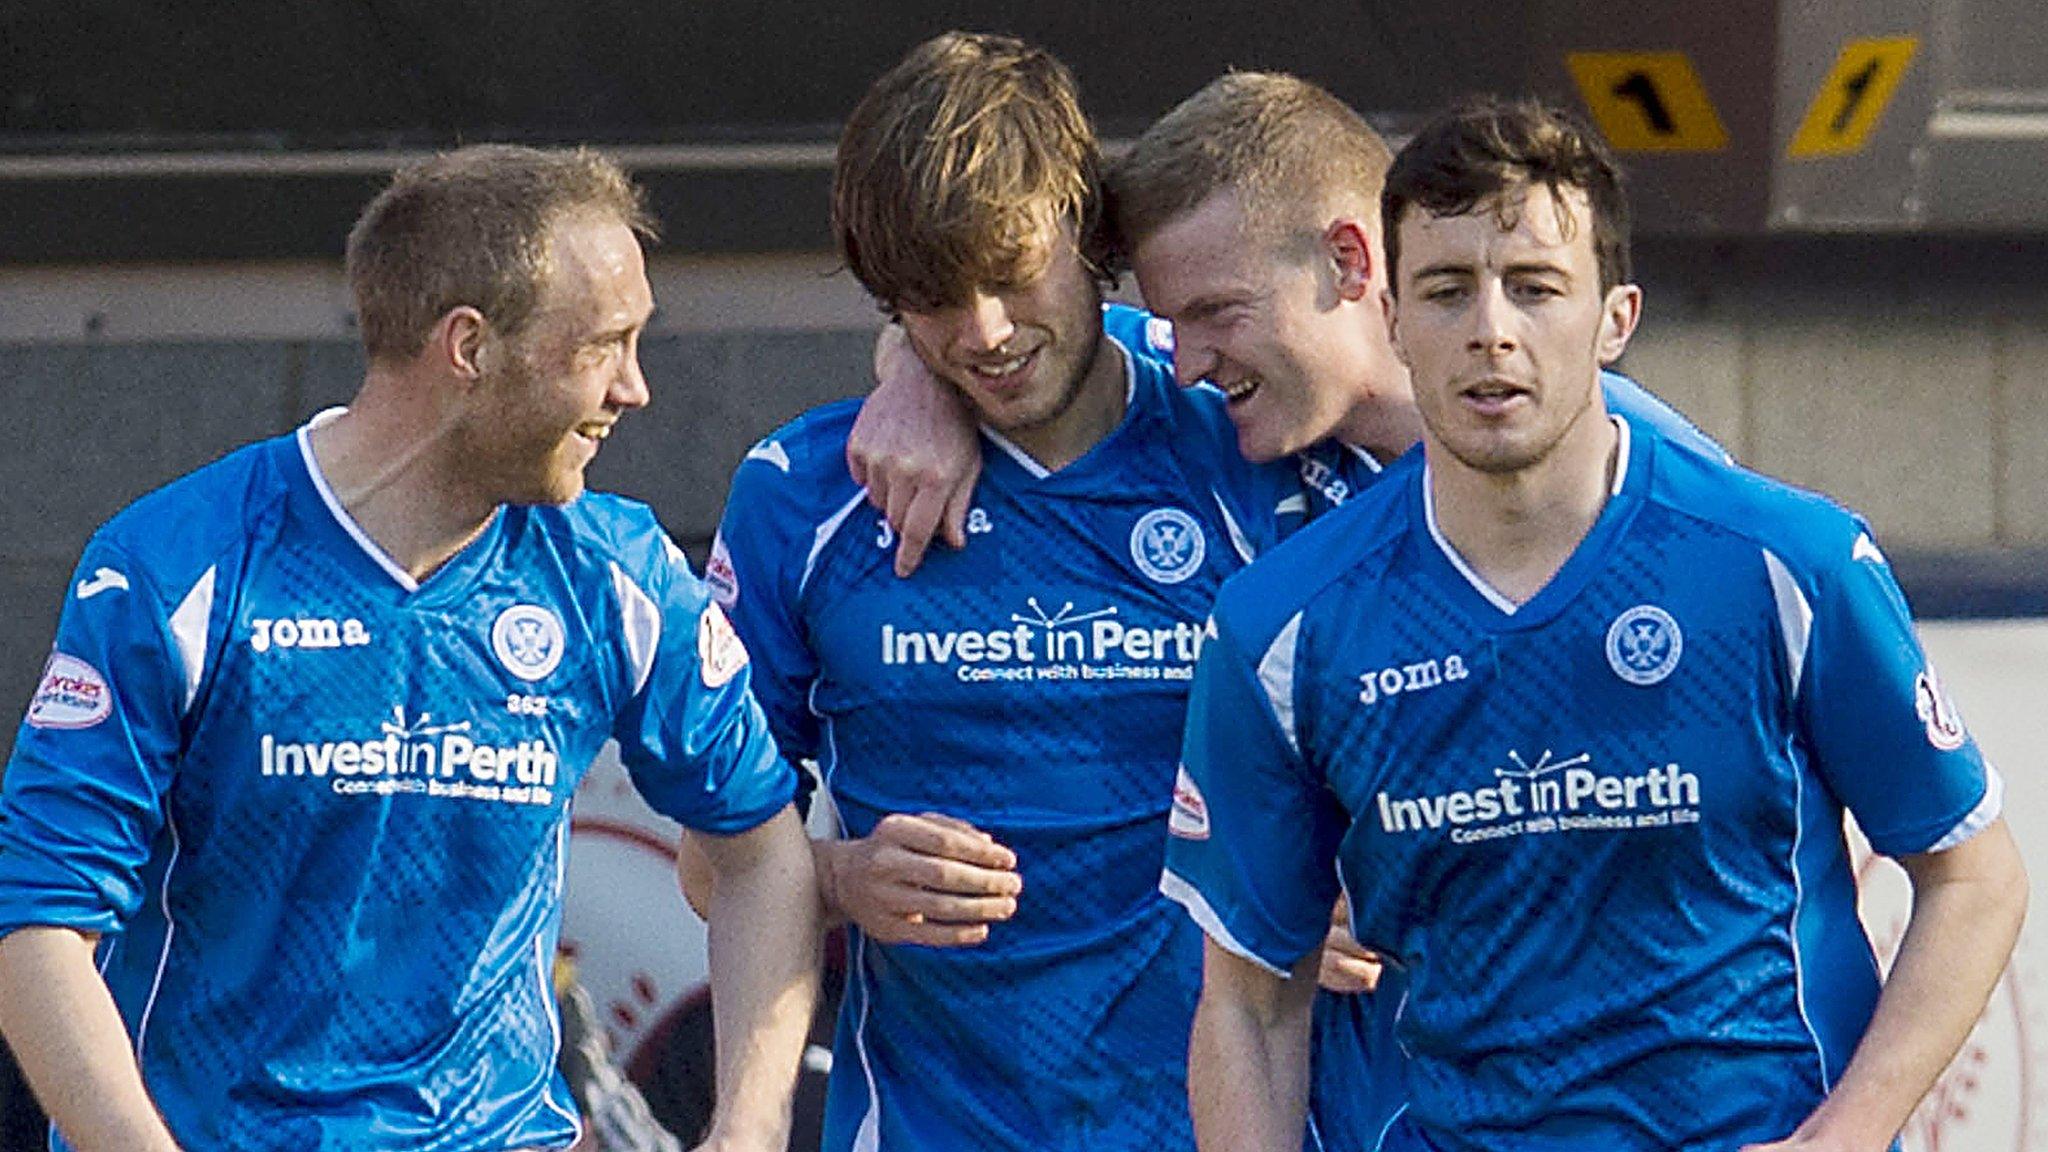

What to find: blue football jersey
left=0, top=415, right=795, bottom=1151
left=1165, top=413, right=1999, bottom=1152
left=712, top=307, right=1296, bottom=1152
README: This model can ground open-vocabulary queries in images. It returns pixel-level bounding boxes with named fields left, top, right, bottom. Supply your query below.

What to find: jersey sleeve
left=1161, top=608, right=1345, bottom=974
left=607, top=525, right=796, bottom=836
left=709, top=441, right=826, bottom=764
left=1790, top=529, right=1997, bottom=858
left=0, top=539, right=192, bottom=938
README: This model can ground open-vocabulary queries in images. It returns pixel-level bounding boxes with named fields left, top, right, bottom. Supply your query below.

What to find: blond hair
left=1109, top=71, right=1392, bottom=259
left=346, top=144, right=656, bottom=362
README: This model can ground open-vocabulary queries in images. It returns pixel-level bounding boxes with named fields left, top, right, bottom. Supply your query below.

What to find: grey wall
left=3, top=234, right=2047, bottom=759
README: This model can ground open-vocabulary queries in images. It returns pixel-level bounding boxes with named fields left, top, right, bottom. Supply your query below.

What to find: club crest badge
left=1131, top=507, right=1205, bottom=585
left=1605, top=604, right=1682, bottom=686
left=492, top=604, right=566, bottom=683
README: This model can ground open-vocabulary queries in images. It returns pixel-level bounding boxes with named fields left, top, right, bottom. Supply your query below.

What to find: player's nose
left=955, top=291, right=1017, bottom=354
left=1465, top=281, right=1518, bottom=356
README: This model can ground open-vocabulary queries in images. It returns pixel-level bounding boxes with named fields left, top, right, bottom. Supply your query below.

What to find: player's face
left=1389, top=184, right=1639, bottom=475
left=895, top=220, right=1104, bottom=444
left=1134, top=191, right=1383, bottom=463
left=475, top=213, right=654, bottom=505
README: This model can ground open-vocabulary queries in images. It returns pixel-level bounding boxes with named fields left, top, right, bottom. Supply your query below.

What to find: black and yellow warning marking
left=1788, top=36, right=1918, bottom=158
left=1566, top=52, right=1730, bottom=152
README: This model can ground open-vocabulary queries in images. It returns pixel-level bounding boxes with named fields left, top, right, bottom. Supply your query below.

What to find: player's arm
left=1189, top=938, right=1319, bottom=1152
left=845, top=321, right=981, bottom=577
left=1163, top=605, right=1348, bottom=1151
left=685, top=806, right=822, bottom=1152
left=1747, top=532, right=2029, bottom=1151
left=0, top=927, right=181, bottom=1152
left=1742, top=819, right=2026, bottom=1152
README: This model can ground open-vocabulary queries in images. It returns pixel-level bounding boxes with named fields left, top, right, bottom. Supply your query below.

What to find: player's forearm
left=0, top=926, right=182, bottom=1152
left=697, top=808, right=823, bottom=1151
left=1790, top=821, right=2026, bottom=1152
left=1188, top=945, right=1316, bottom=1152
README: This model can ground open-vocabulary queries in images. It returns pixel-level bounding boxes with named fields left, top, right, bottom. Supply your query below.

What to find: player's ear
left=1325, top=219, right=1374, bottom=302
left=434, top=306, right=491, bottom=383
left=1595, top=284, right=1643, bottom=365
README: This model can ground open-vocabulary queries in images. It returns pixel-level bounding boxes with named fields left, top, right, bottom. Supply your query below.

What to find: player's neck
left=1425, top=406, right=1620, bottom=607
left=1332, top=353, right=1424, bottom=464
left=1002, top=334, right=1127, bottom=472
left=306, top=380, right=500, bottom=583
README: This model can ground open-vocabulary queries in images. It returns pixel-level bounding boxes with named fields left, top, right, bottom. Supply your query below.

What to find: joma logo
left=250, top=617, right=372, bottom=653
left=1358, top=653, right=1469, bottom=705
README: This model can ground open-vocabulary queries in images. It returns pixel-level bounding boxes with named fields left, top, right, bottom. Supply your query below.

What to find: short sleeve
left=0, top=540, right=193, bottom=937
left=1161, top=609, right=1344, bottom=974
left=608, top=527, right=795, bottom=836
left=1791, top=531, right=1996, bottom=857
left=709, top=444, right=826, bottom=763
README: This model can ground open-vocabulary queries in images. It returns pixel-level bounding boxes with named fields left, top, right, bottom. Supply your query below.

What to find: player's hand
left=818, top=812, right=1021, bottom=947
left=846, top=323, right=982, bottom=578
left=1318, top=896, right=1382, bottom=994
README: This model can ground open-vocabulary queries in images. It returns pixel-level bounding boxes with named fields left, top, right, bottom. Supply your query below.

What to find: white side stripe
left=1212, top=488, right=1257, bottom=564
left=133, top=818, right=183, bottom=1065
left=167, top=566, right=216, bottom=714
left=1159, top=870, right=1289, bottom=976
left=608, top=563, right=662, bottom=698
left=802, top=491, right=872, bottom=597
left=1763, top=550, right=1813, bottom=698
left=1258, top=614, right=1304, bottom=757
left=1929, top=768, right=2005, bottom=852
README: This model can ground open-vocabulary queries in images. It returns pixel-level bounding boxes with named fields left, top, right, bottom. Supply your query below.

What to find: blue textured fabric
left=714, top=306, right=1297, bottom=1152
left=0, top=418, right=795, bottom=1151
left=1165, top=412, right=1995, bottom=1152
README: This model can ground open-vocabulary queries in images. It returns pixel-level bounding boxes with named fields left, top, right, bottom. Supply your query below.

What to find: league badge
left=26, top=651, right=111, bottom=729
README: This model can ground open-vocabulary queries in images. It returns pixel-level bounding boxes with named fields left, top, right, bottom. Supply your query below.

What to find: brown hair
left=831, top=31, right=1107, bottom=312
left=1382, top=98, right=1632, bottom=294
left=345, top=144, right=656, bottom=362
left=1108, top=71, right=1392, bottom=259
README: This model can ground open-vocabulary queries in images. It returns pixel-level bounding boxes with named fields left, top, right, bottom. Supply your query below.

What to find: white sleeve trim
left=1762, top=548, right=1813, bottom=700
left=1257, top=613, right=1304, bottom=758
left=608, top=562, right=661, bottom=698
left=1159, top=869, right=1289, bottom=977
left=1926, top=767, right=2005, bottom=853
left=167, top=566, right=216, bottom=715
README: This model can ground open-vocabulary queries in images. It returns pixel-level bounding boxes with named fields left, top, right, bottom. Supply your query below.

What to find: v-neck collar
left=1418, top=415, right=1646, bottom=630
left=980, top=340, right=1138, bottom=483
left=289, top=408, right=502, bottom=606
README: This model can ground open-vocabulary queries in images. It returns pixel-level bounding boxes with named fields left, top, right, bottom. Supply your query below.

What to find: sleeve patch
left=27, top=651, right=112, bottom=729
left=698, top=603, right=750, bottom=688
left=706, top=533, right=739, bottom=609
left=1169, top=764, right=1211, bottom=840
left=1915, top=667, right=1967, bottom=751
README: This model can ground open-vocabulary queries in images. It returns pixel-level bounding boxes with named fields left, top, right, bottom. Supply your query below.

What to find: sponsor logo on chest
left=1375, top=748, right=1703, bottom=846
left=259, top=705, right=561, bottom=807
left=877, top=595, right=1206, bottom=685
left=249, top=616, right=372, bottom=653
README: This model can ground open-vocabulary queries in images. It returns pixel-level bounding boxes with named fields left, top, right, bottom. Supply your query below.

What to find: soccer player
left=701, top=32, right=1295, bottom=1152
left=0, top=146, right=820, bottom=1152
left=846, top=71, right=1729, bottom=1152
left=1165, top=98, right=2027, bottom=1152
